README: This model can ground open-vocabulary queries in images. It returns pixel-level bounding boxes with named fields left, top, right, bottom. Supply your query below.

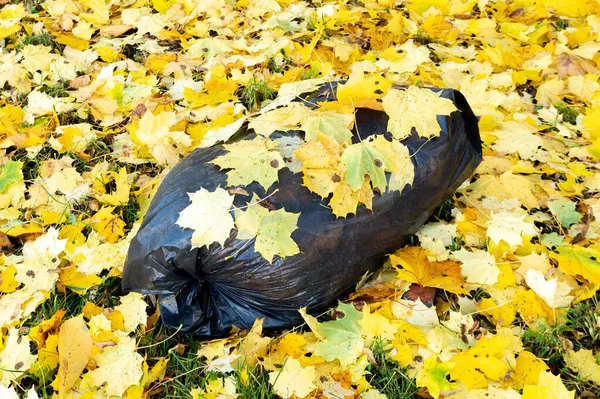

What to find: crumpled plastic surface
left=122, top=84, right=482, bottom=338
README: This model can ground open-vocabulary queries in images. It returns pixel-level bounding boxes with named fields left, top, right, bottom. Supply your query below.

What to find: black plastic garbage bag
left=122, top=83, right=482, bottom=338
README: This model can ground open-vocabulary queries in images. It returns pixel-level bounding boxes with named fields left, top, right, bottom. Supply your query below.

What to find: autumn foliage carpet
left=1, top=0, right=600, bottom=398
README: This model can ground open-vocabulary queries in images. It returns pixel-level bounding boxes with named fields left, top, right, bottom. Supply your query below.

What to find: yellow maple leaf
left=550, top=245, right=600, bottom=286
left=522, top=370, right=575, bottom=399
left=114, top=292, right=148, bottom=333
left=337, top=71, right=392, bottom=111
left=58, top=265, right=102, bottom=294
left=382, top=86, right=457, bottom=141
left=29, top=309, right=66, bottom=348
left=176, top=187, right=235, bottom=249
left=86, top=206, right=126, bottom=243
left=235, top=195, right=300, bottom=263
left=0, top=265, right=19, bottom=293
left=54, top=316, right=92, bottom=399
left=87, top=333, right=144, bottom=397
left=248, top=104, right=312, bottom=137
left=511, top=351, right=549, bottom=389
left=341, top=135, right=413, bottom=192
left=268, top=358, right=316, bottom=399
left=359, top=306, right=400, bottom=342
left=390, top=247, right=468, bottom=295
left=190, top=377, right=237, bottom=399
left=450, top=333, right=522, bottom=389
left=96, top=168, right=131, bottom=206
left=416, top=356, right=456, bottom=399
left=235, top=318, right=271, bottom=367
left=0, top=328, right=37, bottom=385
left=30, top=333, right=59, bottom=379
left=294, top=133, right=375, bottom=217
left=564, top=349, right=600, bottom=385
left=295, top=132, right=346, bottom=198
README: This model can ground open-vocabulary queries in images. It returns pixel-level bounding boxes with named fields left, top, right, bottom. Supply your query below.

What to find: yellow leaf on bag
left=176, top=187, right=235, bottom=250
left=235, top=196, right=300, bottom=263
left=295, top=132, right=346, bottom=198
left=248, top=104, right=312, bottom=137
left=337, top=71, right=392, bottom=111
left=211, top=137, right=286, bottom=190
left=341, top=135, right=413, bottom=192
left=382, top=86, right=457, bottom=141
left=55, top=316, right=92, bottom=399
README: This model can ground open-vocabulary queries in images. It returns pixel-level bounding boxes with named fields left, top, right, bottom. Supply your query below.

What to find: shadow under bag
left=122, top=84, right=482, bottom=338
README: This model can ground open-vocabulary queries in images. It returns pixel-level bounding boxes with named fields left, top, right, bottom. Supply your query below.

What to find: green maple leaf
left=549, top=200, right=582, bottom=228
left=301, top=111, right=354, bottom=145
left=235, top=196, right=300, bottom=263
left=0, top=161, right=23, bottom=193
left=341, top=135, right=413, bottom=191
left=312, top=302, right=365, bottom=367
left=211, top=137, right=285, bottom=191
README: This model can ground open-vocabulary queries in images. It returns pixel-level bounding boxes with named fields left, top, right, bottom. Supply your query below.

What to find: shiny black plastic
left=122, top=84, right=482, bottom=338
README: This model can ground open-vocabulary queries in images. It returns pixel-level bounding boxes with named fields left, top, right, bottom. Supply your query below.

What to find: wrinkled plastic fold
left=122, top=84, right=482, bottom=338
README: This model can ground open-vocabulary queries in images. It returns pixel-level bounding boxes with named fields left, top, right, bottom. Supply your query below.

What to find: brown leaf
left=130, top=103, right=147, bottom=120
left=0, top=231, right=13, bottom=254
left=555, top=53, right=600, bottom=79
left=56, top=316, right=92, bottom=399
left=572, top=203, right=594, bottom=244
left=69, top=75, right=91, bottom=89
left=401, top=284, right=437, bottom=306
left=348, top=283, right=396, bottom=302
left=227, top=187, right=250, bottom=196
left=99, top=24, right=134, bottom=38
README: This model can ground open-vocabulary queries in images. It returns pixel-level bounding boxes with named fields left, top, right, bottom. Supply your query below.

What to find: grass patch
left=521, top=294, right=600, bottom=397
left=555, top=102, right=578, bottom=125
left=563, top=294, right=600, bottom=350
left=15, top=31, right=61, bottom=51
left=366, top=339, right=419, bottom=399
left=434, top=197, right=455, bottom=222
left=140, top=322, right=209, bottom=398
left=521, top=320, right=567, bottom=370
left=118, top=199, right=141, bottom=230
left=236, top=365, right=276, bottom=399
left=415, top=30, right=430, bottom=45
left=12, top=145, right=60, bottom=182
left=237, top=78, right=276, bottom=112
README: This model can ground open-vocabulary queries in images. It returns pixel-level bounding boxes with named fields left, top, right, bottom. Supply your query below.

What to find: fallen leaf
left=56, top=316, right=92, bottom=399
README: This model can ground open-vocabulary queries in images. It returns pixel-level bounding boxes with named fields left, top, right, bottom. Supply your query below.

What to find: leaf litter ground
left=0, top=0, right=600, bottom=398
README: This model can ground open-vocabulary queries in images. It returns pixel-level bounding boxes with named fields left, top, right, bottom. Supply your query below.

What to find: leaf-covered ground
left=1, top=0, right=600, bottom=398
